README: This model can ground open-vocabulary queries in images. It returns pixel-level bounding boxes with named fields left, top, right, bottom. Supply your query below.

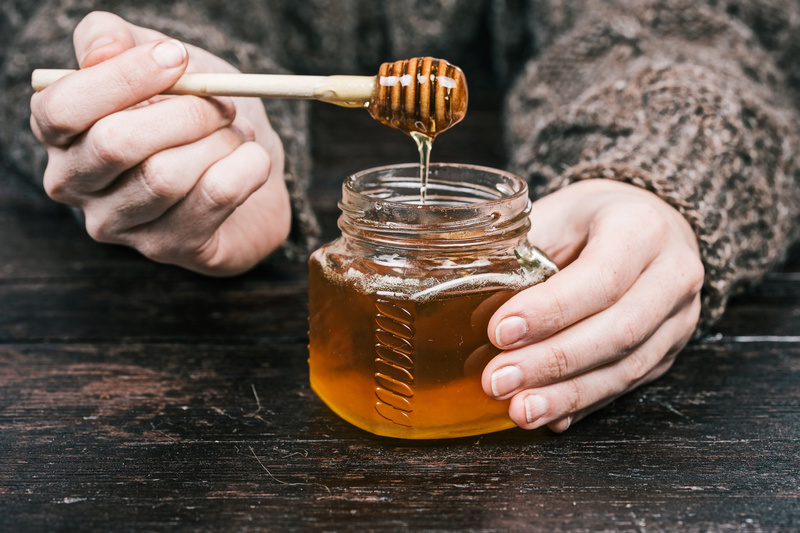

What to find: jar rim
left=343, top=162, right=528, bottom=210
left=338, top=163, right=531, bottom=250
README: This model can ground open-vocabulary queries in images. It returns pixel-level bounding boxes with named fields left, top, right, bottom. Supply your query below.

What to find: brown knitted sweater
left=1, top=0, right=798, bottom=331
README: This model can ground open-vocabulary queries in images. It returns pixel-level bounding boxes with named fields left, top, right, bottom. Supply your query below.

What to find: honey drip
left=410, top=132, right=433, bottom=204
left=367, top=57, right=467, bottom=204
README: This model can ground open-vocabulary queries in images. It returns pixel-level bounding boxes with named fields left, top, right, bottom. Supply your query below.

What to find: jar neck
left=338, top=163, right=531, bottom=252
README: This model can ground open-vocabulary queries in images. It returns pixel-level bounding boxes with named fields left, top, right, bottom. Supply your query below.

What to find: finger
left=73, top=11, right=138, bottom=67
left=506, top=302, right=699, bottom=431
left=74, top=11, right=174, bottom=67
left=31, top=38, right=188, bottom=147
left=82, top=122, right=254, bottom=238
left=195, top=172, right=291, bottom=276
left=489, top=201, right=668, bottom=350
left=543, top=346, right=679, bottom=433
left=546, top=351, right=677, bottom=433
left=484, top=249, right=702, bottom=399
left=128, top=141, right=273, bottom=272
left=46, top=94, right=236, bottom=200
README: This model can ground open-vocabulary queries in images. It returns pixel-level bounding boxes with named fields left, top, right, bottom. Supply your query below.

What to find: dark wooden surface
left=1, top=102, right=799, bottom=532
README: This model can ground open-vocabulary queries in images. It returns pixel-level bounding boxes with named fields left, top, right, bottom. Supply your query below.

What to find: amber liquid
left=308, top=255, right=521, bottom=439
left=410, top=132, right=433, bottom=204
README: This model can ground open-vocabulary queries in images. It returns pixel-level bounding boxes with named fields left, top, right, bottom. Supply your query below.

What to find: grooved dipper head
left=369, top=57, right=468, bottom=138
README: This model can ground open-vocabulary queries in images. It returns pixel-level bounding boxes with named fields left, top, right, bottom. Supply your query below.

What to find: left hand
left=30, top=12, right=290, bottom=276
left=482, top=179, right=705, bottom=432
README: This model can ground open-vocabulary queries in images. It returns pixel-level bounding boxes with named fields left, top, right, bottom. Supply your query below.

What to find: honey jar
left=307, top=163, right=557, bottom=439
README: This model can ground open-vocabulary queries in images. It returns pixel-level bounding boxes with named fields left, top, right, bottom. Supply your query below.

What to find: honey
left=409, top=131, right=433, bottom=203
left=307, top=163, right=557, bottom=439
left=367, top=57, right=467, bottom=204
left=368, top=57, right=467, bottom=138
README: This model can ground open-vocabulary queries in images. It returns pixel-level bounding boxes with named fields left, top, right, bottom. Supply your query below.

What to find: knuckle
left=191, top=236, right=229, bottom=272
left=83, top=211, right=116, bottom=243
left=201, top=174, right=241, bottom=209
left=42, top=166, right=70, bottom=202
left=200, top=142, right=271, bottom=209
left=142, top=233, right=222, bottom=274
left=31, top=91, right=75, bottom=144
left=683, top=254, right=706, bottom=295
left=247, top=145, right=273, bottom=188
left=541, top=343, right=575, bottom=383
left=622, top=350, right=654, bottom=386
left=537, top=288, right=569, bottom=334
left=137, top=237, right=175, bottom=264
left=137, top=159, right=181, bottom=200
left=565, top=378, right=588, bottom=414
left=86, top=120, right=129, bottom=164
left=613, top=307, right=648, bottom=354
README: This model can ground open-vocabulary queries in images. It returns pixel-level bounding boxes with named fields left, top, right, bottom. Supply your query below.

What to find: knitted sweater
left=1, top=0, right=798, bottom=331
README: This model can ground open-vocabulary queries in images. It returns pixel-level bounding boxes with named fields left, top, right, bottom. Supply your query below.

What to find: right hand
left=30, top=11, right=291, bottom=276
left=482, top=179, right=705, bottom=432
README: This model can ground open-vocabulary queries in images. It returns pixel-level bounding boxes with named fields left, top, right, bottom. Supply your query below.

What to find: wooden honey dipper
left=31, top=57, right=468, bottom=138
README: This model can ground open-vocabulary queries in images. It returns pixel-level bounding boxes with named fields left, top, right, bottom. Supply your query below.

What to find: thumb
left=74, top=11, right=163, bottom=68
left=526, top=186, right=597, bottom=268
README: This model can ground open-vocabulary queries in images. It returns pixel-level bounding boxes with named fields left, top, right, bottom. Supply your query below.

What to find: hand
left=30, top=11, right=291, bottom=276
left=482, top=179, right=705, bottom=432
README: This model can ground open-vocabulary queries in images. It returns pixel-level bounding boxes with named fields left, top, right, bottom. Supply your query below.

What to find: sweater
left=1, top=0, right=798, bottom=331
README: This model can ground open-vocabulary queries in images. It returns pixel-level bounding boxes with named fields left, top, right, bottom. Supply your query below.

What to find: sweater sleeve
left=504, top=0, right=800, bottom=331
left=0, top=0, right=319, bottom=260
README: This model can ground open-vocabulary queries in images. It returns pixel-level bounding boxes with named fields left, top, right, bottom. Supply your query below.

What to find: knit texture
left=504, top=0, right=800, bottom=329
left=1, top=0, right=798, bottom=330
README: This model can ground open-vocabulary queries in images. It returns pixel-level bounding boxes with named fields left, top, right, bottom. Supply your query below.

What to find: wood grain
left=1, top=102, right=798, bottom=532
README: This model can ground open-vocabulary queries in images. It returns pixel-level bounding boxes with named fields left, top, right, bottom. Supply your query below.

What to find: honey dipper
left=31, top=57, right=468, bottom=138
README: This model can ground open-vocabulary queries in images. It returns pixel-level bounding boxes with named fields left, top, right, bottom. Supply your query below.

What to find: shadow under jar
left=308, top=163, right=557, bottom=439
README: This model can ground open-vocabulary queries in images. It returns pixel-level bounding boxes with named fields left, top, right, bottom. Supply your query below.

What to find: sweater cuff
left=546, top=162, right=728, bottom=333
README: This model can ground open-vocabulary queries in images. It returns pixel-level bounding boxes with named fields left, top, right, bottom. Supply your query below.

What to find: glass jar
left=307, top=163, right=557, bottom=439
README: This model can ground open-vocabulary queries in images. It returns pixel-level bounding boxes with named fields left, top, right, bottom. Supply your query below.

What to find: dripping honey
left=368, top=57, right=467, bottom=203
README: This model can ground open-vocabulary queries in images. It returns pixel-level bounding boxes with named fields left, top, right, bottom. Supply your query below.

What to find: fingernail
left=152, top=39, right=187, bottom=68
left=80, top=36, right=114, bottom=64
left=491, top=366, right=522, bottom=397
left=495, top=316, right=528, bottom=347
left=232, top=118, right=256, bottom=142
left=88, top=36, right=114, bottom=51
left=524, top=394, right=548, bottom=424
left=208, top=96, right=237, bottom=121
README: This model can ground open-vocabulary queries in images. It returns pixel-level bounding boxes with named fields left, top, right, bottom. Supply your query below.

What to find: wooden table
left=2, top=102, right=799, bottom=532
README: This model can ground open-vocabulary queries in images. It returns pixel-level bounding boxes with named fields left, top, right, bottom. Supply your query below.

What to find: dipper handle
left=31, top=57, right=468, bottom=136
left=31, top=69, right=376, bottom=108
